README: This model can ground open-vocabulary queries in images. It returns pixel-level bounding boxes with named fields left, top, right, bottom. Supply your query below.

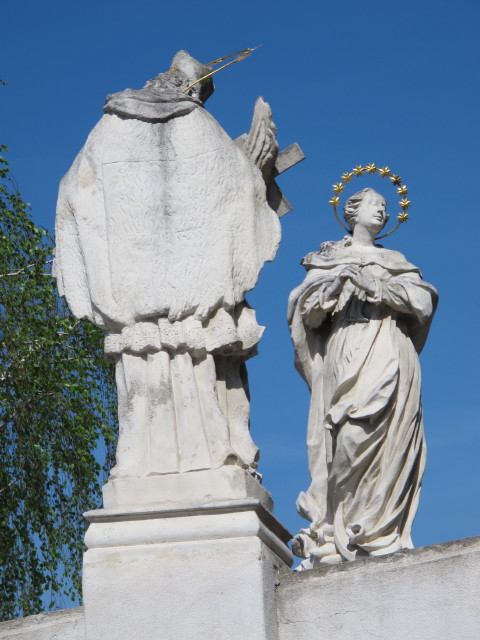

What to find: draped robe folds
left=288, top=241, right=437, bottom=566
left=54, top=87, right=281, bottom=478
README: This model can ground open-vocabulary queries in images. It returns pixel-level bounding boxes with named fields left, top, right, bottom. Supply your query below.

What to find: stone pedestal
left=82, top=467, right=292, bottom=640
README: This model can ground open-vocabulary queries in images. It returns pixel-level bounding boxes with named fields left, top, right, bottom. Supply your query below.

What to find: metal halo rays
left=329, top=164, right=411, bottom=240
left=181, top=47, right=261, bottom=95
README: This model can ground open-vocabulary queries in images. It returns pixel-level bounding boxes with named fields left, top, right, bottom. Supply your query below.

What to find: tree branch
left=0, top=259, right=53, bottom=280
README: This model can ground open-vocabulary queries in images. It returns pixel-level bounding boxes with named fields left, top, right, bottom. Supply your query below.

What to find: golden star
left=353, top=165, right=365, bottom=176
left=365, top=163, right=377, bottom=174
left=390, top=174, right=402, bottom=185
left=379, top=166, right=391, bottom=177
left=341, top=172, right=353, bottom=183
left=329, top=196, right=340, bottom=206
left=398, top=212, right=409, bottom=222
left=399, top=197, right=411, bottom=209
left=397, top=185, right=408, bottom=195
left=332, top=183, right=344, bottom=194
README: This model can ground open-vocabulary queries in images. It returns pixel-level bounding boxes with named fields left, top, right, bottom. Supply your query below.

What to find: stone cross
left=270, top=142, right=305, bottom=216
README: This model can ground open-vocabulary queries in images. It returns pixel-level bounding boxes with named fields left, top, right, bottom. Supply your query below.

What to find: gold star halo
left=329, top=163, right=411, bottom=239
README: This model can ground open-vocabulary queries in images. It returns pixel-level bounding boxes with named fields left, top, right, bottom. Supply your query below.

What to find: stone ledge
left=84, top=500, right=293, bottom=566
left=277, top=536, right=480, bottom=640
left=4, top=537, right=478, bottom=640
left=284, top=535, right=480, bottom=582
left=0, top=607, right=84, bottom=640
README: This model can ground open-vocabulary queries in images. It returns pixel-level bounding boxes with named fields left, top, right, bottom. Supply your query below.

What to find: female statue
left=288, top=187, right=438, bottom=568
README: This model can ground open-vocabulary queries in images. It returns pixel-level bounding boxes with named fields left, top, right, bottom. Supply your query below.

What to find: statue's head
left=169, top=51, right=214, bottom=102
left=344, top=188, right=389, bottom=235
left=144, top=50, right=214, bottom=103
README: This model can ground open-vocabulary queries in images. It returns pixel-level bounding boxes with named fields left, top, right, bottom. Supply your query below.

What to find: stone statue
left=54, top=50, right=303, bottom=480
left=288, top=187, right=438, bottom=568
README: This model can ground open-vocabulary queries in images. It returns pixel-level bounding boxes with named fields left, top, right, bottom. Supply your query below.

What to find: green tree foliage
left=0, top=144, right=117, bottom=620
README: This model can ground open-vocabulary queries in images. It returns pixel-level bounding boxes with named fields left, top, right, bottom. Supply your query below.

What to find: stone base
left=277, top=536, right=480, bottom=640
left=102, top=466, right=273, bottom=511
left=83, top=468, right=292, bottom=640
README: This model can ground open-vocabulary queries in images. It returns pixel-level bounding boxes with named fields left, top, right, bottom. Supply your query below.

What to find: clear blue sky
left=3, top=0, right=479, bottom=560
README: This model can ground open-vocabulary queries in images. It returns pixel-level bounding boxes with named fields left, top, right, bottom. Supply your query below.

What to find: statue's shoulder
left=301, top=237, right=349, bottom=268
left=300, top=241, right=420, bottom=274
left=381, top=247, right=406, bottom=261
left=380, top=248, right=420, bottom=273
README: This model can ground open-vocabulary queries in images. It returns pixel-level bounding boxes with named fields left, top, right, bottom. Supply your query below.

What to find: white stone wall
left=2, top=537, right=479, bottom=639
left=0, top=607, right=84, bottom=640
left=277, top=537, right=480, bottom=640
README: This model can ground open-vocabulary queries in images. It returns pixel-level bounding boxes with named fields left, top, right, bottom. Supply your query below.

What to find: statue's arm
left=236, top=97, right=278, bottom=183
left=300, top=284, right=335, bottom=328
left=368, top=272, right=437, bottom=324
left=300, top=263, right=372, bottom=328
left=236, top=97, right=304, bottom=217
left=300, top=268, right=355, bottom=328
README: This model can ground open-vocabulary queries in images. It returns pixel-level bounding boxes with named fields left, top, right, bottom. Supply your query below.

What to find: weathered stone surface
left=53, top=51, right=289, bottom=481
left=52, top=50, right=301, bottom=640
left=277, top=536, right=480, bottom=640
left=273, top=142, right=305, bottom=176
left=101, top=466, right=274, bottom=511
left=83, top=498, right=292, bottom=640
left=0, top=607, right=84, bottom=640
left=3, top=537, right=479, bottom=639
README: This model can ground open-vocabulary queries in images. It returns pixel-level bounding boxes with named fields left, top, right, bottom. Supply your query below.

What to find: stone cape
left=54, top=82, right=282, bottom=478
left=288, top=240, right=438, bottom=565
left=103, top=86, right=202, bottom=122
left=55, top=92, right=281, bottom=328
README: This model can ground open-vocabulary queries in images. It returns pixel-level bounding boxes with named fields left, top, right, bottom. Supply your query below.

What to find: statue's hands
left=348, top=267, right=376, bottom=297
left=327, top=265, right=361, bottom=299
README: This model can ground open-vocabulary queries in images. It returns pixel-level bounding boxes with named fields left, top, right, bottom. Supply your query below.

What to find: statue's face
left=355, top=191, right=387, bottom=234
left=191, top=77, right=214, bottom=104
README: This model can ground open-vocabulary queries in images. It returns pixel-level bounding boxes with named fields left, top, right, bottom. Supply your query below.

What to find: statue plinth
left=82, top=468, right=292, bottom=640
left=54, top=49, right=302, bottom=639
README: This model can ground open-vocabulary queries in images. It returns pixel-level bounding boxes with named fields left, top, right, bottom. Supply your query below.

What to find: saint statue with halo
left=288, top=181, right=438, bottom=568
left=54, top=50, right=302, bottom=480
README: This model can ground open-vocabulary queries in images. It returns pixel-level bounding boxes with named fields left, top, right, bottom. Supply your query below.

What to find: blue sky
left=2, top=0, right=479, bottom=562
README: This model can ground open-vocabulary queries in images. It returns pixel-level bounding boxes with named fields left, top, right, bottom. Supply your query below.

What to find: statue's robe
left=54, top=87, right=281, bottom=477
left=288, top=240, right=437, bottom=566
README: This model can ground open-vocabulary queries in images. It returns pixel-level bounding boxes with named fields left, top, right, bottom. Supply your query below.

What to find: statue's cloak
left=288, top=243, right=438, bottom=389
left=54, top=91, right=281, bottom=330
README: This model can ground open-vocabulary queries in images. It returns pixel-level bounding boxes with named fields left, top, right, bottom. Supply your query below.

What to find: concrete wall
left=0, top=607, right=84, bottom=640
left=277, top=537, right=480, bottom=640
left=1, top=537, right=479, bottom=639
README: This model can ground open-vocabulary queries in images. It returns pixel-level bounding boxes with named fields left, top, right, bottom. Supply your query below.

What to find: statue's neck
left=350, top=226, right=376, bottom=248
